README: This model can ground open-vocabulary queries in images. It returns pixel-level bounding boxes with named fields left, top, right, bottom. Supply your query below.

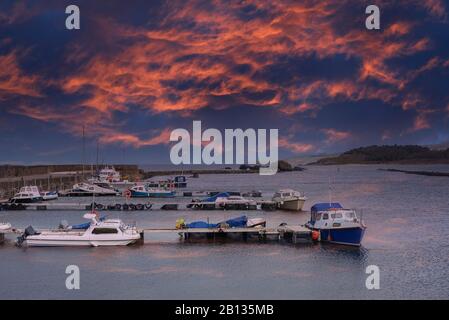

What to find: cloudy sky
left=0, top=0, right=448, bottom=164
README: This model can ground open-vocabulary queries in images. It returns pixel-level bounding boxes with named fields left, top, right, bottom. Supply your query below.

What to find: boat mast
left=96, top=138, right=99, bottom=174
left=82, top=125, right=85, bottom=179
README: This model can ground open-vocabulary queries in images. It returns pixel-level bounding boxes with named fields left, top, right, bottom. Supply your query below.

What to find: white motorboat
left=98, top=166, right=121, bottom=182
left=129, top=185, right=175, bottom=198
left=187, top=192, right=257, bottom=209
left=63, top=182, right=119, bottom=197
left=41, top=191, right=58, bottom=201
left=0, top=222, right=12, bottom=231
left=89, top=166, right=135, bottom=192
left=215, top=195, right=257, bottom=209
left=272, top=189, right=307, bottom=211
left=19, top=213, right=141, bottom=247
left=10, top=186, right=43, bottom=203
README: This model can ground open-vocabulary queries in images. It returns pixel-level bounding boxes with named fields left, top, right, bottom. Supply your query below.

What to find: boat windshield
left=331, top=212, right=343, bottom=219
left=344, top=211, right=357, bottom=219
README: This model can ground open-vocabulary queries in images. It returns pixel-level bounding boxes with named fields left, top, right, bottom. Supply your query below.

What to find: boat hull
left=62, top=191, right=118, bottom=197
left=317, top=227, right=366, bottom=246
left=277, top=198, right=305, bottom=211
left=110, top=182, right=135, bottom=192
left=10, top=197, right=43, bottom=204
left=131, top=191, right=175, bottom=198
left=26, top=239, right=138, bottom=247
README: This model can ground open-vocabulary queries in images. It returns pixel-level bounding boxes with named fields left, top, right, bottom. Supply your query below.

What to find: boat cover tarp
left=222, top=215, right=247, bottom=228
left=311, top=203, right=343, bottom=212
left=203, top=192, right=230, bottom=202
left=186, top=215, right=248, bottom=229
left=71, top=216, right=106, bottom=230
left=186, top=221, right=218, bottom=228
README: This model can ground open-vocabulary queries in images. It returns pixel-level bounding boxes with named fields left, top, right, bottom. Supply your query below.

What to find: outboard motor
left=16, top=225, right=38, bottom=247
left=59, top=220, right=69, bottom=230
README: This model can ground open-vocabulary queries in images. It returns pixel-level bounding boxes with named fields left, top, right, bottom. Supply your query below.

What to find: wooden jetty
left=142, top=225, right=311, bottom=244
left=1, top=200, right=278, bottom=212
left=1, top=224, right=311, bottom=245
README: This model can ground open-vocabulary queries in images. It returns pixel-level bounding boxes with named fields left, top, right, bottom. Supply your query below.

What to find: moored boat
left=10, top=186, right=43, bottom=203
left=215, top=195, right=257, bottom=209
left=17, top=213, right=141, bottom=247
left=41, top=191, right=58, bottom=201
left=61, top=182, right=119, bottom=197
left=305, top=203, right=366, bottom=246
left=0, top=222, right=12, bottom=231
left=89, top=166, right=135, bottom=192
left=129, top=185, right=175, bottom=198
left=272, top=189, right=307, bottom=211
left=146, top=175, right=187, bottom=189
left=187, top=192, right=257, bottom=210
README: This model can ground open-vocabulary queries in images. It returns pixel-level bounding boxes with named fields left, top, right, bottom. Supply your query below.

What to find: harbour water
left=1, top=164, right=449, bottom=299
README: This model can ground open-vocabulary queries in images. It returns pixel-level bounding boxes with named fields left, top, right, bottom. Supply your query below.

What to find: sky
left=0, top=0, right=448, bottom=165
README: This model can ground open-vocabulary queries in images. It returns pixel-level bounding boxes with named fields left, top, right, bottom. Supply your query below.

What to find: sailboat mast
left=82, top=125, right=85, bottom=179
left=96, top=138, right=99, bottom=174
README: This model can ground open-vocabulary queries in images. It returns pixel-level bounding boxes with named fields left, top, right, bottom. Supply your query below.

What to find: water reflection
left=1, top=164, right=449, bottom=299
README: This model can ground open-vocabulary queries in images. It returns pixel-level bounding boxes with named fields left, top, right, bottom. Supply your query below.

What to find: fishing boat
left=17, top=213, right=141, bottom=247
left=129, top=185, right=175, bottom=198
left=305, top=203, right=366, bottom=246
left=10, top=186, right=43, bottom=203
left=272, top=189, right=307, bottom=211
left=62, top=182, right=119, bottom=197
left=41, top=191, right=58, bottom=201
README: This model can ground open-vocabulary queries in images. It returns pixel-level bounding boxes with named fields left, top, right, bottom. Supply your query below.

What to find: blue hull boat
left=316, top=227, right=366, bottom=246
left=131, top=190, right=175, bottom=198
left=307, top=202, right=366, bottom=247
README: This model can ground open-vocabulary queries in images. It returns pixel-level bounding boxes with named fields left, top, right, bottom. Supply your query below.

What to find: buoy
left=311, top=230, right=320, bottom=241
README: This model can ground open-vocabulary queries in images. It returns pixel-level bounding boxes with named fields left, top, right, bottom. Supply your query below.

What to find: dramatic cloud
left=0, top=51, right=41, bottom=99
left=0, top=0, right=448, bottom=163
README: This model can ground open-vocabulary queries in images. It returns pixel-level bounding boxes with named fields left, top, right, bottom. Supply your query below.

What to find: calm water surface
left=1, top=164, right=449, bottom=299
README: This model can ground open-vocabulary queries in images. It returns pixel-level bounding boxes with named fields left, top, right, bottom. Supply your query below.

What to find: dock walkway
left=142, top=225, right=311, bottom=243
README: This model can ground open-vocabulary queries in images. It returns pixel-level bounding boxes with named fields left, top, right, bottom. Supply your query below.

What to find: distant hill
left=313, top=145, right=449, bottom=165
left=287, top=154, right=338, bottom=166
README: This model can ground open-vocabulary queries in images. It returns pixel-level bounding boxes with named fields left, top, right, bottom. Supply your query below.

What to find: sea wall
left=0, top=165, right=140, bottom=198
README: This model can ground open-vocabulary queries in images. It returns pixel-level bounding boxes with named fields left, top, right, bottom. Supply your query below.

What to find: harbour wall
left=0, top=165, right=140, bottom=198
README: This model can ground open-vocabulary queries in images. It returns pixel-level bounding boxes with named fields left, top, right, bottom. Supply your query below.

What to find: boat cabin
left=309, top=203, right=361, bottom=228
